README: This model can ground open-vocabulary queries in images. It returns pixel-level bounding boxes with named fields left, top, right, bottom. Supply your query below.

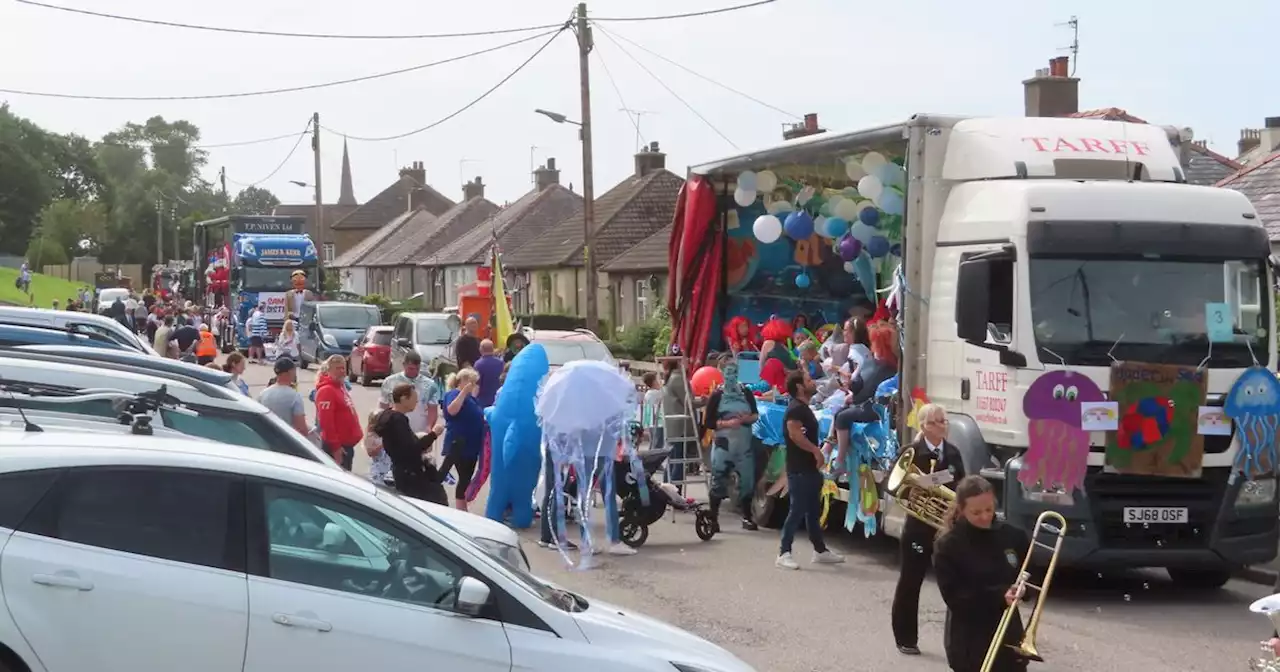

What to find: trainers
left=813, top=550, right=845, bottom=564
left=776, top=553, right=799, bottom=570
left=741, top=518, right=758, bottom=531
left=608, top=542, right=637, bottom=556
left=897, top=645, right=921, bottom=656
left=538, top=539, right=578, bottom=551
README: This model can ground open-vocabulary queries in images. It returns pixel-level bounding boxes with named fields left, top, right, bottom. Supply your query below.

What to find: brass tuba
left=885, top=446, right=955, bottom=530
left=1248, top=594, right=1280, bottom=671
left=982, top=510, right=1068, bottom=672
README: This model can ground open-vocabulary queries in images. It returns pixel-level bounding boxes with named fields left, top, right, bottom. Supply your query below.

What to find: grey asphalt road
left=244, top=361, right=1271, bottom=672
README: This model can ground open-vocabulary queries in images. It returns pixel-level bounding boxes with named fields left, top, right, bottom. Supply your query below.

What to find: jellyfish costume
left=536, top=360, right=648, bottom=568
left=1021, top=370, right=1104, bottom=494
left=1223, top=366, right=1280, bottom=482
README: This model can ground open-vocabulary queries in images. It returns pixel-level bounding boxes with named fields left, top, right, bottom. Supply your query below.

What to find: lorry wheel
left=1166, top=567, right=1232, bottom=590
left=751, top=480, right=788, bottom=529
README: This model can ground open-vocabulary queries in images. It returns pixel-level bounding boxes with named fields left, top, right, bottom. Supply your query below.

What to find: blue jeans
left=539, top=453, right=620, bottom=545
left=779, top=470, right=828, bottom=556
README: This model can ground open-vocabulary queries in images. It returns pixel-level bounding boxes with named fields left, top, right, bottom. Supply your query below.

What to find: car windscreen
left=241, top=267, right=317, bottom=292
left=538, top=339, right=613, bottom=366
left=415, top=319, right=454, bottom=345
left=370, top=330, right=393, bottom=346
left=318, top=305, right=380, bottom=330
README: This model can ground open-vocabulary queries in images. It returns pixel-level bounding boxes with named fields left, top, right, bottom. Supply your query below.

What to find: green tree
left=232, top=186, right=280, bottom=215
left=26, top=199, right=108, bottom=267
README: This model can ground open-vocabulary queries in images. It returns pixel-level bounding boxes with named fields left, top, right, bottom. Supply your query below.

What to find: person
left=841, top=317, right=872, bottom=378
left=455, top=316, right=482, bottom=369
left=474, top=339, right=504, bottom=408
left=777, top=371, right=845, bottom=570
left=440, top=368, right=485, bottom=512
left=799, top=341, right=824, bottom=380
left=832, top=322, right=901, bottom=471
left=258, top=358, right=309, bottom=435
left=247, top=302, right=268, bottom=363
left=153, top=315, right=174, bottom=358
left=380, top=350, right=440, bottom=432
left=641, top=372, right=664, bottom=449
left=132, top=295, right=147, bottom=334
left=503, top=332, right=530, bottom=363
left=374, top=383, right=448, bottom=504
left=933, top=475, right=1030, bottom=672
left=222, top=352, right=250, bottom=396
left=195, top=324, right=218, bottom=365
left=363, top=411, right=392, bottom=486
left=892, top=402, right=967, bottom=656
left=276, top=318, right=300, bottom=361
left=662, top=358, right=703, bottom=487
left=702, top=356, right=760, bottom=532
left=108, top=295, right=129, bottom=329
left=315, top=355, right=363, bottom=470
left=168, top=319, right=201, bottom=363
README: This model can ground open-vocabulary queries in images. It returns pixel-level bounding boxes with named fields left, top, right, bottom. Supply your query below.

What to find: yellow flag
left=491, top=247, right=514, bottom=348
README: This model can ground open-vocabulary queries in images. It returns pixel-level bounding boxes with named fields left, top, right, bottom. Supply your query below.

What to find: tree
left=27, top=199, right=108, bottom=267
left=232, top=186, right=280, bottom=215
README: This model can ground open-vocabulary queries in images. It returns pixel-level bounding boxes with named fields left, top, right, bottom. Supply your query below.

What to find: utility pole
left=218, top=166, right=228, bottom=211
left=155, top=197, right=163, bottom=266
left=171, top=205, right=179, bottom=262
left=576, top=2, right=598, bottom=333
left=311, top=112, right=324, bottom=286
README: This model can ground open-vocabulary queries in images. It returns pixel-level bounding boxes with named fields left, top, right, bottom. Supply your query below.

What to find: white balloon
left=814, top=216, right=829, bottom=238
left=753, top=214, right=783, bottom=243
left=843, top=157, right=866, bottom=182
left=827, top=194, right=845, bottom=211
left=733, top=188, right=757, bottom=207
left=849, top=221, right=877, bottom=244
left=843, top=261, right=855, bottom=273
left=756, top=170, right=778, bottom=193
left=857, top=174, right=884, bottom=203
left=833, top=198, right=861, bottom=221
left=737, top=170, right=758, bottom=192
left=767, top=200, right=794, bottom=215
left=797, top=185, right=816, bottom=205
left=861, top=151, right=887, bottom=174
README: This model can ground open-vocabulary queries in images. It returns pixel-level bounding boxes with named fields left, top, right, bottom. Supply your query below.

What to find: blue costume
left=483, top=344, right=549, bottom=528
left=702, top=362, right=760, bottom=531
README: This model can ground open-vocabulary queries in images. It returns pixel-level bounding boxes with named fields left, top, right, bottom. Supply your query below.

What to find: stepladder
left=655, top=355, right=708, bottom=502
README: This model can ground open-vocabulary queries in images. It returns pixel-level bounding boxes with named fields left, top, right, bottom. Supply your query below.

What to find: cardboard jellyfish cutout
left=1223, top=366, right=1280, bottom=481
left=1022, top=370, right=1104, bottom=493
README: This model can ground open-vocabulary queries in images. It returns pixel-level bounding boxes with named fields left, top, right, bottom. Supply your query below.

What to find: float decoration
left=1022, top=370, right=1105, bottom=494
left=1223, top=366, right=1280, bottom=481
left=1106, top=361, right=1208, bottom=478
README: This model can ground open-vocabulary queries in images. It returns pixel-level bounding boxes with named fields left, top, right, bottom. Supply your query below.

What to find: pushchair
left=617, top=448, right=717, bottom=548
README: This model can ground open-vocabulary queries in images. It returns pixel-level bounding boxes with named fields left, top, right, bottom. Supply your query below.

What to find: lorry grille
left=1085, top=470, right=1225, bottom=549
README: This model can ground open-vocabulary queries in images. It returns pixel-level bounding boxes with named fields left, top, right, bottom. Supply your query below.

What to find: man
left=777, top=371, right=845, bottom=570
left=316, top=355, right=363, bottom=470
left=702, top=356, right=760, bottom=532
left=474, top=339, right=504, bottom=408
left=379, top=351, right=440, bottom=433
left=455, top=316, right=482, bottom=369
left=259, top=357, right=309, bottom=435
left=247, top=302, right=268, bottom=364
left=124, top=294, right=139, bottom=332
left=168, top=316, right=201, bottom=359
left=153, top=315, right=174, bottom=357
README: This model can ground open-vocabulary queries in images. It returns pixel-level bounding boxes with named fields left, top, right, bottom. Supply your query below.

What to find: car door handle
left=271, top=613, right=332, bottom=632
left=31, top=572, right=94, bottom=591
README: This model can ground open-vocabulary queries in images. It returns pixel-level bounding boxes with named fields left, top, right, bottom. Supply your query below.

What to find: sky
left=2, top=0, right=1278, bottom=210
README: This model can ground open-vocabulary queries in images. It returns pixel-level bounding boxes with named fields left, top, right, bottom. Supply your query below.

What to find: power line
left=223, top=120, right=312, bottom=189
left=593, top=0, right=777, bottom=22
left=0, top=28, right=562, bottom=101
left=98, top=131, right=309, bottom=150
left=597, top=25, right=800, bottom=120
left=593, top=24, right=736, bottom=149
left=327, top=27, right=566, bottom=143
left=592, top=48, right=645, bottom=147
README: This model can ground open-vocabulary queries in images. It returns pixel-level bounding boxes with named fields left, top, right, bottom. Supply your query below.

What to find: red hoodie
left=315, top=373, right=363, bottom=454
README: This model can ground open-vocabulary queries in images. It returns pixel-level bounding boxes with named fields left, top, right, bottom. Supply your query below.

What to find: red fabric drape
left=667, top=176, right=722, bottom=365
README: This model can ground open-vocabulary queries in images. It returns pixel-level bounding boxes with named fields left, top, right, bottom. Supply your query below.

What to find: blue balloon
left=858, top=207, right=881, bottom=227
left=485, top=343, right=549, bottom=528
left=878, top=189, right=904, bottom=217
left=795, top=273, right=811, bottom=289
left=867, top=235, right=891, bottom=258
left=822, top=216, right=849, bottom=238
left=784, top=211, right=815, bottom=240
left=874, top=161, right=905, bottom=189
left=889, top=243, right=902, bottom=256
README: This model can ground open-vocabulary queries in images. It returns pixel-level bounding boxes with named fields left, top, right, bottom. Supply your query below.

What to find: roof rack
left=0, top=382, right=196, bottom=435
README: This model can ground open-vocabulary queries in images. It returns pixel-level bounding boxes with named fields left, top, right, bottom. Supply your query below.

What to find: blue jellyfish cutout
left=1223, top=366, right=1280, bottom=482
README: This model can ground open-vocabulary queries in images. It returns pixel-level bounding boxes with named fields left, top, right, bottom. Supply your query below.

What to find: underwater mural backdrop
left=1105, top=361, right=1208, bottom=478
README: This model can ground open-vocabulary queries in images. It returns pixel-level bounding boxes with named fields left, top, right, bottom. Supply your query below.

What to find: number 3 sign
left=1204, top=302, right=1233, bottom=343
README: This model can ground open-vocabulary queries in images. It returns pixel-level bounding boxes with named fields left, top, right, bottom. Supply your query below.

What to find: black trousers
left=892, top=517, right=935, bottom=647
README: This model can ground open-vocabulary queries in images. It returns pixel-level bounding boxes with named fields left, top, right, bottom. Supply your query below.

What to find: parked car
left=11, top=344, right=236, bottom=390
left=390, top=311, right=458, bottom=374
left=0, top=306, right=155, bottom=355
left=349, top=325, right=394, bottom=386
left=0, top=323, right=130, bottom=351
left=526, top=328, right=616, bottom=369
left=0, top=434, right=754, bottom=672
left=299, top=301, right=382, bottom=368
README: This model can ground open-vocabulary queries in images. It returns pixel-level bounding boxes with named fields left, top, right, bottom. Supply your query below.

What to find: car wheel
left=1166, top=567, right=1232, bottom=589
left=361, top=372, right=373, bottom=387
left=751, top=479, right=788, bottom=529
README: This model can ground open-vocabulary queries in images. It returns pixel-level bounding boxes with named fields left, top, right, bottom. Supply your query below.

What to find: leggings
left=439, top=455, right=478, bottom=499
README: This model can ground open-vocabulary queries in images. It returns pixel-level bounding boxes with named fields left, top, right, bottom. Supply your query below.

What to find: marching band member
left=892, top=402, right=966, bottom=656
left=933, top=475, right=1030, bottom=672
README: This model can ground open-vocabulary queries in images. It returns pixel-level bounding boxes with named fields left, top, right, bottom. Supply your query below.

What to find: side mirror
left=319, top=523, right=348, bottom=553
left=455, top=576, right=491, bottom=616
left=955, top=258, right=992, bottom=343
left=396, top=337, right=412, bottom=348
left=446, top=314, right=462, bottom=333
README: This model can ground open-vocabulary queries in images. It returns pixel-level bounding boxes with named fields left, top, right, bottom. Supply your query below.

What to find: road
left=243, top=361, right=1270, bottom=672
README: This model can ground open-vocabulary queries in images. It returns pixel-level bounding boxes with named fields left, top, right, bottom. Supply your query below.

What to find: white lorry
left=686, top=115, right=1277, bottom=588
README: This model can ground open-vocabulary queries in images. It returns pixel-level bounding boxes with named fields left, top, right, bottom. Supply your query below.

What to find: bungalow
left=600, top=222, right=670, bottom=329
left=325, top=161, right=455, bottom=261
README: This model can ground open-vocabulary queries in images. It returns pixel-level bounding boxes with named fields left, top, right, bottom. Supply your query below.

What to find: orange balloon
left=690, top=366, right=725, bottom=396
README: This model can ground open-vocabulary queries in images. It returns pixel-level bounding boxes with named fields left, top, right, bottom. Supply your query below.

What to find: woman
left=722, top=316, right=759, bottom=355
left=195, top=324, right=219, bottom=366
left=440, top=368, right=485, bottom=512
left=276, top=319, right=300, bottom=361
left=933, top=475, right=1030, bottom=672
left=841, top=317, right=872, bottom=378
left=374, top=383, right=448, bottom=504
left=891, top=402, right=967, bottom=657
left=222, top=352, right=250, bottom=396
left=832, top=322, right=900, bottom=470
left=502, top=332, right=530, bottom=363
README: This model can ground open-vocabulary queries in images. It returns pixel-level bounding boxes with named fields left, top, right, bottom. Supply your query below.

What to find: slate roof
left=601, top=222, right=672, bottom=273
left=1068, top=108, right=1242, bottom=186
left=1216, top=150, right=1280, bottom=241
left=271, top=203, right=360, bottom=237
left=503, top=169, right=684, bottom=269
left=422, top=184, right=583, bottom=267
left=329, top=209, right=422, bottom=268
left=363, top=197, right=500, bottom=267
left=330, top=175, right=454, bottom=230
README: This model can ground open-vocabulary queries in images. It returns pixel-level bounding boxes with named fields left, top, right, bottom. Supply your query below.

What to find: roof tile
left=331, top=176, right=454, bottom=230
left=601, top=222, right=672, bottom=273
left=363, top=197, right=500, bottom=267
left=422, top=184, right=583, bottom=267
left=1217, top=151, right=1280, bottom=240
left=329, top=209, right=422, bottom=268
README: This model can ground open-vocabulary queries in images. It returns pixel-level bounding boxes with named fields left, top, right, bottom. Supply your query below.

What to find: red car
left=349, top=326, right=394, bottom=386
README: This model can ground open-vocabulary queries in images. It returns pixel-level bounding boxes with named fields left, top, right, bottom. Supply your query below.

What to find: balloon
left=890, top=243, right=902, bottom=256
left=795, top=273, right=811, bottom=289
left=733, top=188, right=757, bottom=207
left=857, top=174, right=884, bottom=203
left=822, top=216, right=849, bottom=238
left=838, top=235, right=862, bottom=261
left=756, top=170, right=778, bottom=193
left=874, top=161, right=905, bottom=189
left=878, top=189, right=904, bottom=216
left=737, top=170, right=758, bottom=192
left=862, top=151, right=887, bottom=174
left=849, top=221, right=877, bottom=244
left=814, top=216, right=829, bottom=237
left=867, top=235, right=891, bottom=258
left=690, top=366, right=724, bottom=396
left=753, top=214, right=783, bottom=243
left=767, top=200, right=794, bottom=215
left=825, top=195, right=844, bottom=214
left=784, top=211, right=815, bottom=240
left=833, top=197, right=861, bottom=221
left=797, top=185, right=816, bottom=205
left=858, top=207, right=881, bottom=227
left=843, top=261, right=855, bottom=273
left=844, top=157, right=867, bottom=181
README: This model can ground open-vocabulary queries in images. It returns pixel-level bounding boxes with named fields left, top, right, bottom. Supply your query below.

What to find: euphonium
left=1247, top=594, right=1280, bottom=671
left=885, top=446, right=955, bottom=530
left=981, top=510, right=1068, bottom=672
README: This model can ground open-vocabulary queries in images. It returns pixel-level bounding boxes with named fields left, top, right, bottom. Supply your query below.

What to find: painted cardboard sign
left=1105, top=361, right=1208, bottom=478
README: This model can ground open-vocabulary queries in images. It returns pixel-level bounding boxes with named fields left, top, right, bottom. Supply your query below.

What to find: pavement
left=242, top=361, right=1275, bottom=672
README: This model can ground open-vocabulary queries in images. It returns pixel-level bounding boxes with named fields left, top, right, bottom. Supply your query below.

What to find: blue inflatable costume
left=484, top=344, right=549, bottom=528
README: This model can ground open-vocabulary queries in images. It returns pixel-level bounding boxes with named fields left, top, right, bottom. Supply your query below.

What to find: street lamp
left=535, top=107, right=597, bottom=333
left=289, top=180, right=311, bottom=188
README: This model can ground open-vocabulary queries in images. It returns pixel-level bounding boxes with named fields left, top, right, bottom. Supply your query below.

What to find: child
left=641, top=371, right=664, bottom=450
left=364, top=411, right=391, bottom=486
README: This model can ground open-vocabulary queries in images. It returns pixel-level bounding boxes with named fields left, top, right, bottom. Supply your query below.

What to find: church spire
left=337, top=138, right=356, bottom=205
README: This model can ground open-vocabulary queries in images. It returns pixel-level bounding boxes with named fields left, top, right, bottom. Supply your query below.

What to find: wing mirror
left=455, top=576, right=491, bottom=616
left=396, top=337, right=412, bottom=348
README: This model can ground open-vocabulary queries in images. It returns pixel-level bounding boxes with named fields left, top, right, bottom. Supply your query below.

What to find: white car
left=0, top=307, right=156, bottom=355
left=0, top=434, right=754, bottom=672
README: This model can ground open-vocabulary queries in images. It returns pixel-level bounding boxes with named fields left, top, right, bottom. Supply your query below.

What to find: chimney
left=782, top=113, right=827, bottom=141
left=1240, top=128, right=1262, bottom=158
left=634, top=141, right=666, bottom=177
left=1262, top=117, right=1280, bottom=156
left=1023, top=56, right=1079, bottom=118
left=408, top=186, right=430, bottom=214
left=463, top=176, right=485, bottom=201
left=533, top=157, right=560, bottom=191
left=399, top=160, right=426, bottom=186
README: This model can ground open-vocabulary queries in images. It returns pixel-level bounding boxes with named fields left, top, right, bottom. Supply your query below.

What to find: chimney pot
left=546, top=157, right=556, bottom=170
left=634, top=141, right=667, bottom=177
left=399, top=161, right=426, bottom=187
left=804, top=113, right=818, bottom=131
left=782, top=113, right=827, bottom=141
left=534, top=157, right=561, bottom=190
left=463, top=176, right=485, bottom=200
left=1023, top=56, right=1079, bottom=118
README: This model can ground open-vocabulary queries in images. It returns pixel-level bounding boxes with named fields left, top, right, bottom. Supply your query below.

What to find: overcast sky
left=3, top=0, right=1277, bottom=209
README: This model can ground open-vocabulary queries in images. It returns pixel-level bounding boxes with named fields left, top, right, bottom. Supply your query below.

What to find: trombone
left=981, top=510, right=1068, bottom=672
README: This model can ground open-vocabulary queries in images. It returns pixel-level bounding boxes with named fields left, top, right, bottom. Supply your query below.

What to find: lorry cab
left=299, top=301, right=382, bottom=366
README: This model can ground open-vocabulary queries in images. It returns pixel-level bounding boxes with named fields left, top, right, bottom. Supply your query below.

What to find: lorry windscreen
left=241, top=266, right=317, bottom=292
left=1028, top=256, right=1269, bottom=368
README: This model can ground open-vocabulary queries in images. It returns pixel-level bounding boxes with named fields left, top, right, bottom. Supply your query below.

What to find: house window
left=322, top=243, right=335, bottom=263
left=635, top=279, right=650, bottom=322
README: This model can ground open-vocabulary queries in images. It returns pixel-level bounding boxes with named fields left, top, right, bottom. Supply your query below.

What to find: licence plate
left=1122, top=507, right=1188, bottom=524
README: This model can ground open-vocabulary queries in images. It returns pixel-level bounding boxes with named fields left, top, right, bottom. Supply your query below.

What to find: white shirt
left=924, top=437, right=943, bottom=457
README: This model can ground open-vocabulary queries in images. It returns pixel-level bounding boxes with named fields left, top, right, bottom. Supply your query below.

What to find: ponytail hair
left=938, top=474, right=995, bottom=538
